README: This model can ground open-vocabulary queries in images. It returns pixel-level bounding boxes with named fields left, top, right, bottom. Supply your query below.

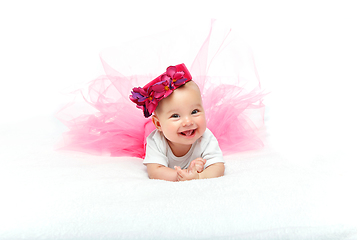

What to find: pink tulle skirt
left=56, top=20, right=266, bottom=158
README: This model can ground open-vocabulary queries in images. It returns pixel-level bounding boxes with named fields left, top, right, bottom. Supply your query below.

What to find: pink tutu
left=56, top=20, right=266, bottom=158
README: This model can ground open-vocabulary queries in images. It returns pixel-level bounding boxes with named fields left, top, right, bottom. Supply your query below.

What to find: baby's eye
left=171, top=114, right=180, bottom=118
left=191, top=109, right=199, bottom=114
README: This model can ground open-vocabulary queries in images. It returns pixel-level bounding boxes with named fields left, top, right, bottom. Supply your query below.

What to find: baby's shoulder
left=147, top=129, right=167, bottom=151
left=201, top=128, right=215, bottom=140
left=198, top=128, right=217, bottom=146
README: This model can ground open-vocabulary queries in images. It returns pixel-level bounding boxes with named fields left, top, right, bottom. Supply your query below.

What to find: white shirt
left=143, top=128, right=224, bottom=169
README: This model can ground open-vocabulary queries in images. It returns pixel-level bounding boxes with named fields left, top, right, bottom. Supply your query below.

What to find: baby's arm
left=146, top=163, right=178, bottom=182
left=199, top=162, right=225, bottom=179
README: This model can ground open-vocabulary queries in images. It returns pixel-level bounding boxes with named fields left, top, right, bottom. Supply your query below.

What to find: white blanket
left=0, top=118, right=356, bottom=239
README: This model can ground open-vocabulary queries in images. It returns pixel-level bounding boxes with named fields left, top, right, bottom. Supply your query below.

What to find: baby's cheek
left=200, top=117, right=207, bottom=131
left=162, top=125, right=178, bottom=140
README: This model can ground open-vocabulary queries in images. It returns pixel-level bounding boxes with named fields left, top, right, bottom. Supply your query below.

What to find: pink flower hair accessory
left=130, top=63, right=192, bottom=118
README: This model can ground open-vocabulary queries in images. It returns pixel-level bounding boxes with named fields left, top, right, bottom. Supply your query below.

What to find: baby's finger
left=189, top=161, right=196, bottom=170
left=177, top=169, right=184, bottom=179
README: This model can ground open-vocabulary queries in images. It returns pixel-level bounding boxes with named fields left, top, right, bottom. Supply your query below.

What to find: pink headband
left=129, top=63, right=192, bottom=118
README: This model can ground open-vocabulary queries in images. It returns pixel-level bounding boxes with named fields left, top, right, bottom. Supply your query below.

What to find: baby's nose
left=182, top=118, right=193, bottom=127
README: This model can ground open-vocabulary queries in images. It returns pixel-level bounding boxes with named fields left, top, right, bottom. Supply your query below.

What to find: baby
left=130, top=64, right=225, bottom=181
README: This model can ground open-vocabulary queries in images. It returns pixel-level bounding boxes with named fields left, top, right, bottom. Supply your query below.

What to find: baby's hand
left=189, top=158, right=206, bottom=173
left=175, top=166, right=199, bottom=181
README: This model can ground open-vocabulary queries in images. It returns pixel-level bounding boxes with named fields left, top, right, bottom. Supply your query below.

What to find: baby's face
left=153, top=81, right=206, bottom=148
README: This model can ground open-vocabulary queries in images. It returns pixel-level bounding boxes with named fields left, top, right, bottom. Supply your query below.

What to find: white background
left=1, top=0, right=359, bottom=156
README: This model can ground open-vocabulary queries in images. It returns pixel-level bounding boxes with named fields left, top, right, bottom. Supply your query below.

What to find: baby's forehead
left=155, top=81, right=202, bottom=113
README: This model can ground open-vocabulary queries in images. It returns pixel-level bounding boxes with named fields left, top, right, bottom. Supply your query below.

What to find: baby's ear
left=152, top=114, right=162, bottom=131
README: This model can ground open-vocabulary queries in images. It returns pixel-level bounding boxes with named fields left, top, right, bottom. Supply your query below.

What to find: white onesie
left=143, top=128, right=224, bottom=169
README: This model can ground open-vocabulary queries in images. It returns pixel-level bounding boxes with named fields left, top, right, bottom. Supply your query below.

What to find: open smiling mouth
left=180, top=129, right=196, bottom=137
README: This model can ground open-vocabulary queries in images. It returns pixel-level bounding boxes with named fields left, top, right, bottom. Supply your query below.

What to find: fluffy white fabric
left=0, top=118, right=356, bottom=239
